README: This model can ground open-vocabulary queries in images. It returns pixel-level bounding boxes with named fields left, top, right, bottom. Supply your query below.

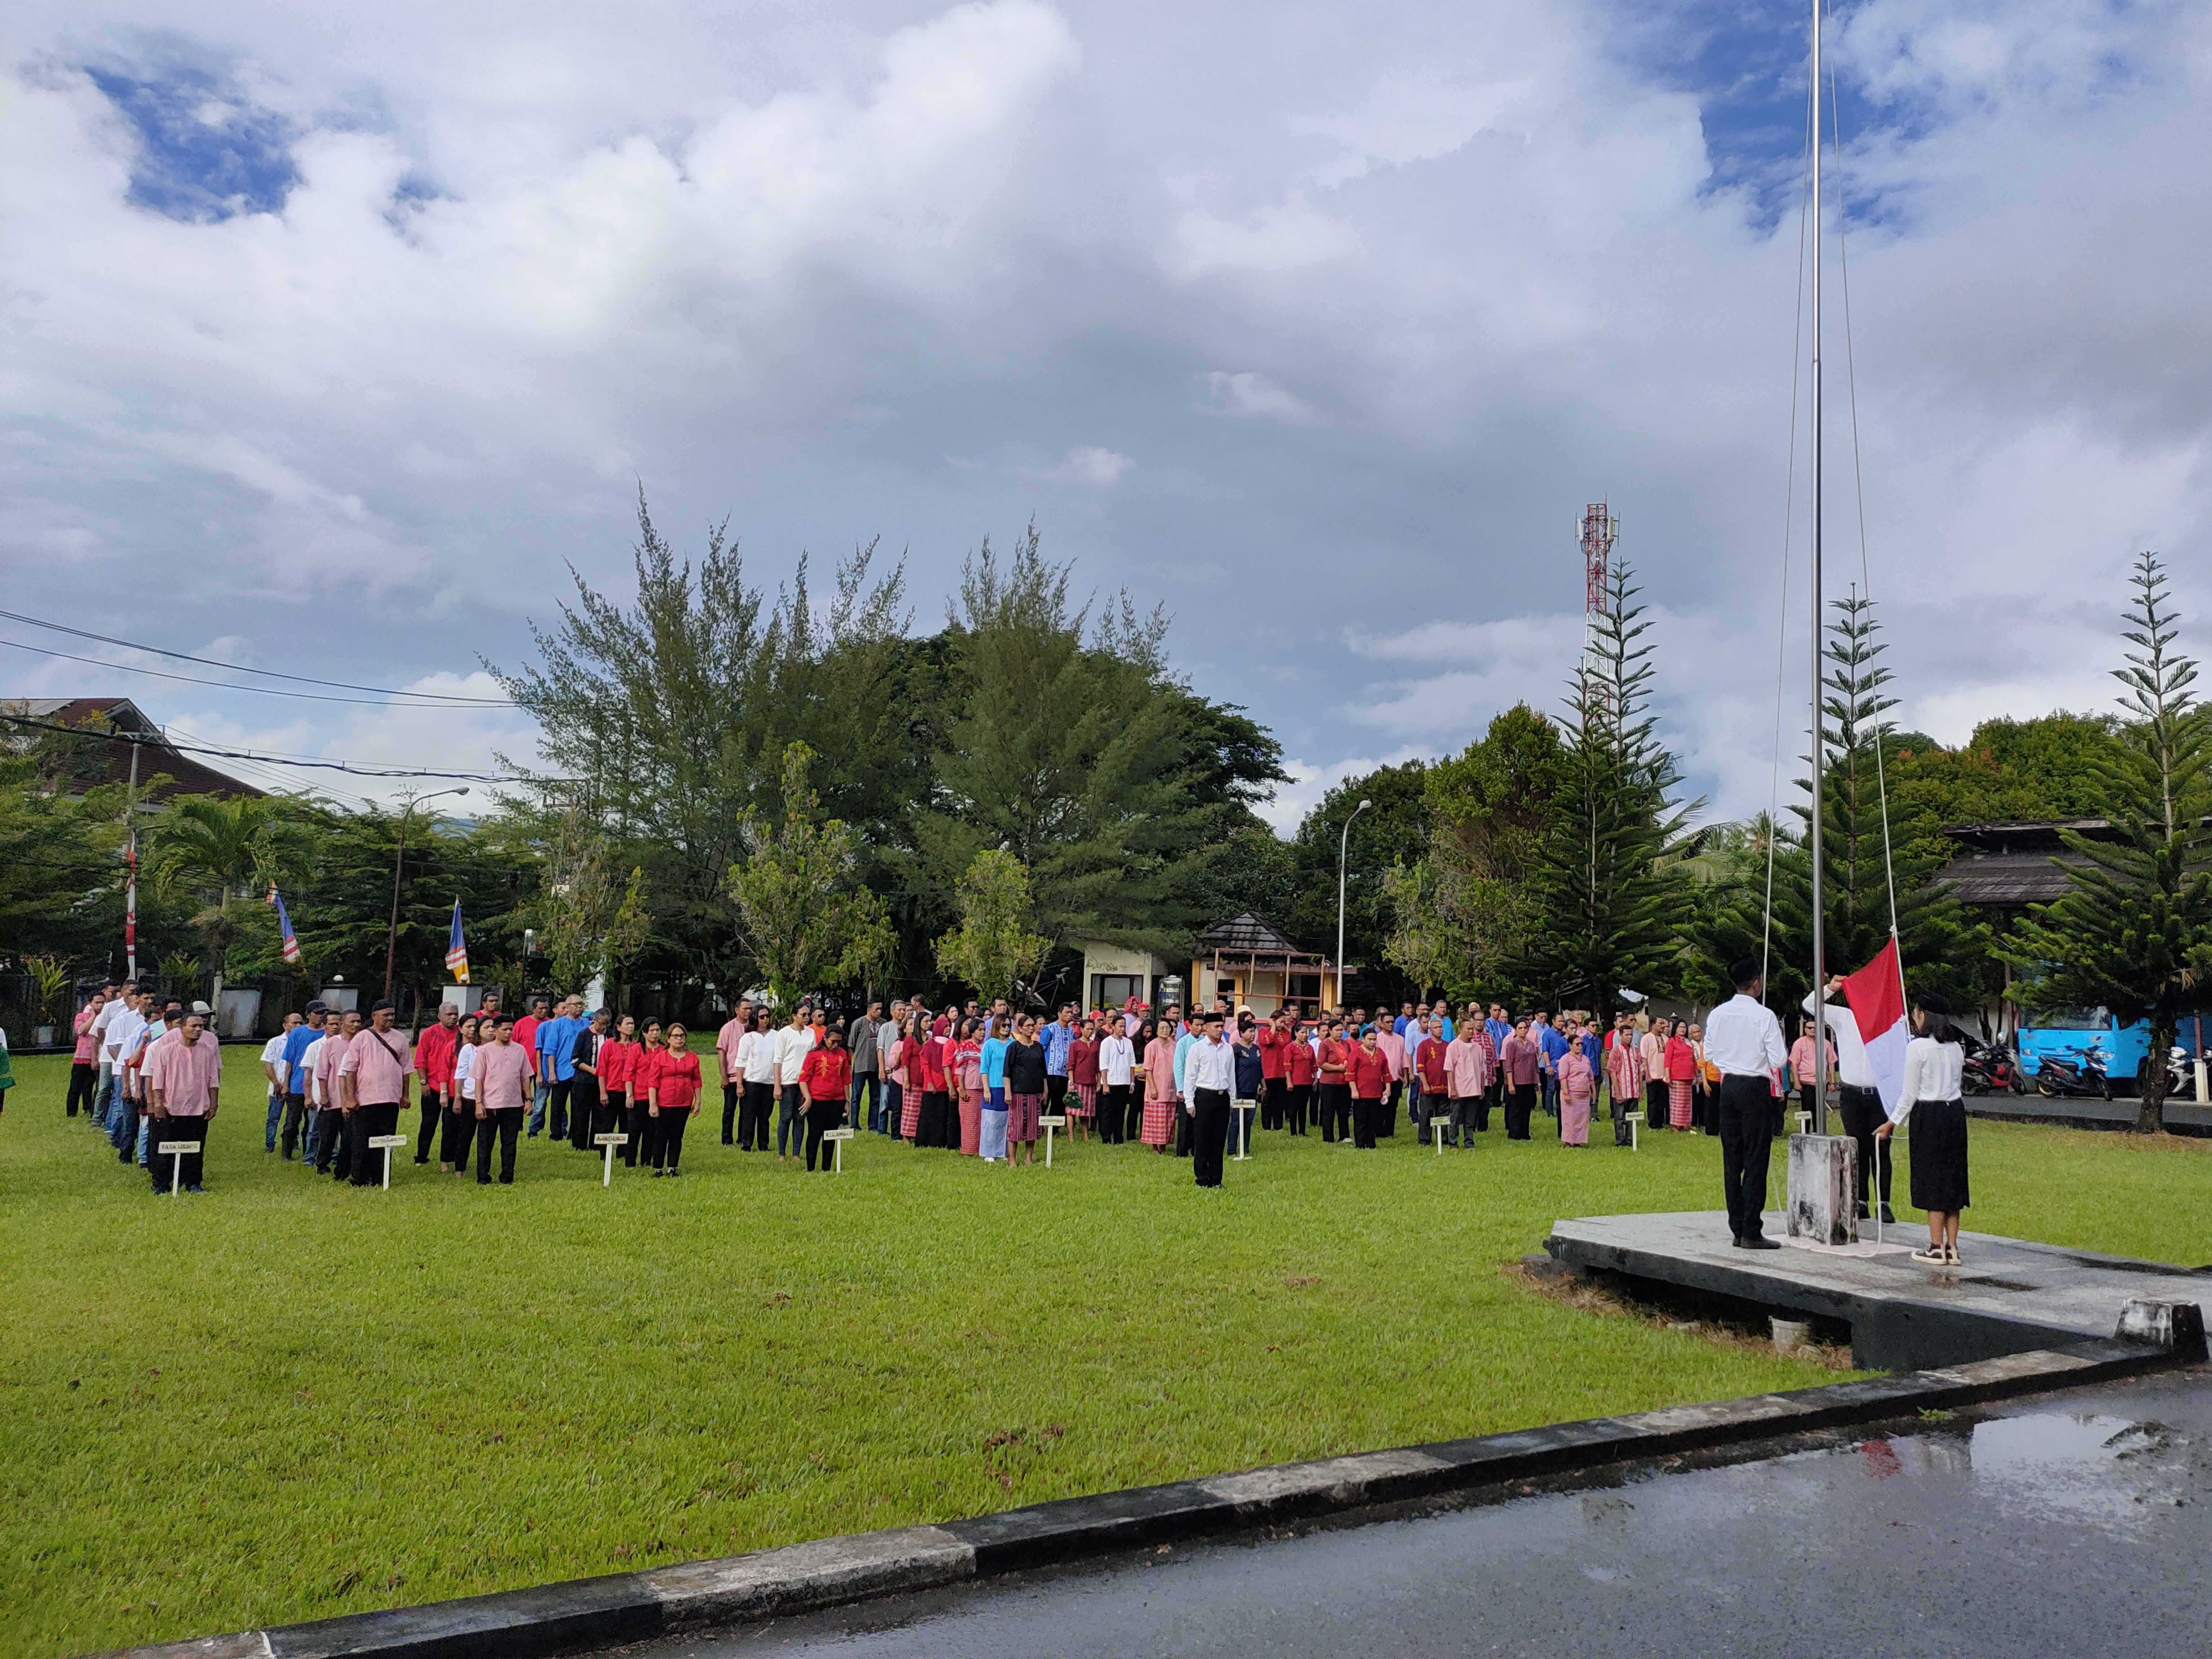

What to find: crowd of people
left=51, top=955, right=1971, bottom=1262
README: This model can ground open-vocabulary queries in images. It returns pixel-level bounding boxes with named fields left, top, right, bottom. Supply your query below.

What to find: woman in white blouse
left=1880, top=991, right=1968, bottom=1267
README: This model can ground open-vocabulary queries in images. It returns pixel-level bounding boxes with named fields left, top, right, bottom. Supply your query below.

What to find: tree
left=149, top=795, right=313, bottom=1009
left=2010, top=553, right=2212, bottom=1132
left=1383, top=703, right=1562, bottom=1007
left=536, top=805, right=655, bottom=994
left=934, top=849, right=1052, bottom=1005
left=1517, top=563, right=1693, bottom=1018
left=726, top=741, right=894, bottom=1006
left=1282, top=761, right=1430, bottom=1000
left=917, top=527, right=1224, bottom=955
left=1770, top=590, right=1981, bottom=1010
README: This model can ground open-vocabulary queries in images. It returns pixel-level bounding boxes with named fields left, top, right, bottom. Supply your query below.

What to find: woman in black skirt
left=1884, top=991, right=1968, bottom=1266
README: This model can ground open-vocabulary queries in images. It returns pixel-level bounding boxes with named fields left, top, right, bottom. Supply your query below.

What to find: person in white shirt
left=100, top=990, right=148, bottom=1148
left=771, top=1007, right=816, bottom=1162
left=1703, top=955, right=1789, bottom=1250
left=259, top=1013, right=300, bottom=1154
left=1808, top=978, right=1893, bottom=1222
left=738, top=1008, right=778, bottom=1151
left=1181, top=1010, right=1238, bottom=1188
left=1885, top=992, right=1969, bottom=1266
left=1097, top=1021, right=1137, bottom=1145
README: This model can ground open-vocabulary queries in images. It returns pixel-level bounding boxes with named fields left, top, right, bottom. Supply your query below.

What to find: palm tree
left=152, top=796, right=311, bottom=1010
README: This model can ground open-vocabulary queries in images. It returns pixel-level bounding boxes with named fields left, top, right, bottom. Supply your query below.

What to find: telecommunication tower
left=1580, top=502, right=1618, bottom=709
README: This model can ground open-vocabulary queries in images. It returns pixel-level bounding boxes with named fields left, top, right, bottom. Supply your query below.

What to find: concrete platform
left=1546, top=1210, right=2212, bottom=1371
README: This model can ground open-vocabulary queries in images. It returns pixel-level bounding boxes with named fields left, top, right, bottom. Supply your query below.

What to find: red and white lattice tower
left=1579, top=501, right=1618, bottom=711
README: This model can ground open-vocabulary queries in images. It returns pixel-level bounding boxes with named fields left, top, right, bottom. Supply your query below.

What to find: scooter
left=2034, top=1045, right=2112, bottom=1100
left=1962, top=1038, right=2022, bottom=1096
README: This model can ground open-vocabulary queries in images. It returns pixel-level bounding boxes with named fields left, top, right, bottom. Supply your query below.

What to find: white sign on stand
left=368, top=1133, right=409, bottom=1189
left=821, top=1126, right=855, bottom=1172
left=157, top=1139, right=196, bottom=1197
left=1039, top=1115, right=1067, bottom=1167
left=1231, top=1101, right=1254, bottom=1161
left=594, top=1132, right=629, bottom=1186
left=1625, top=1111, right=1644, bottom=1152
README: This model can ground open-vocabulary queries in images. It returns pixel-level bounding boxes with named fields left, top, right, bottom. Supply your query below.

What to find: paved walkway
left=634, top=1367, right=2212, bottom=1659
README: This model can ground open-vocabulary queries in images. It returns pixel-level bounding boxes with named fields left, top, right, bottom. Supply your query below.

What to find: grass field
left=4, top=1045, right=2210, bottom=1657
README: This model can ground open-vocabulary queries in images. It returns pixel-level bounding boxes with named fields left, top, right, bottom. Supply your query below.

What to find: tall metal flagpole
left=1808, top=0, right=1828, bottom=1138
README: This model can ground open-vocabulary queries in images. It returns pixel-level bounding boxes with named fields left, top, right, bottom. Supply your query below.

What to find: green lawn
left=3, top=1047, right=2208, bottom=1658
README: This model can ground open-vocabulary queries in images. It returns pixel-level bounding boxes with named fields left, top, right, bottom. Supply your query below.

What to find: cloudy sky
left=4, top=0, right=2207, bottom=829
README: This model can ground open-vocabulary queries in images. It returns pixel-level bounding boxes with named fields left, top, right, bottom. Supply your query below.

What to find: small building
left=1073, top=911, right=1350, bottom=1018
left=6, top=697, right=264, bottom=799
left=1933, top=819, right=2107, bottom=914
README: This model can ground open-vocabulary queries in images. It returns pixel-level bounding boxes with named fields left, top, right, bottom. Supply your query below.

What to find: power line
left=0, top=635, right=521, bottom=709
left=0, top=712, right=542, bottom=786
left=0, top=607, right=515, bottom=706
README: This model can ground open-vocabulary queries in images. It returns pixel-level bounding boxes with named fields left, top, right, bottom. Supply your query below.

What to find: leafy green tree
left=726, top=742, right=894, bottom=1006
left=1516, top=563, right=1693, bottom=1018
left=2010, top=553, right=2212, bottom=1131
left=536, top=805, right=655, bottom=994
left=149, top=795, right=314, bottom=1008
left=0, top=752, right=124, bottom=967
left=934, top=849, right=1052, bottom=1005
left=1769, top=591, right=1981, bottom=1010
left=1383, top=703, right=1561, bottom=1008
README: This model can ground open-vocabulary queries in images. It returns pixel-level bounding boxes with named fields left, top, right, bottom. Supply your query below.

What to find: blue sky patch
left=90, top=65, right=299, bottom=222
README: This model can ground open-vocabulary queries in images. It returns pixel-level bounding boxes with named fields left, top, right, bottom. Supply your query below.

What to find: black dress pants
left=1504, top=1083, right=1534, bottom=1140
left=148, top=1114, right=206, bottom=1192
left=1097, top=1085, right=1128, bottom=1144
left=1286, top=1082, right=1310, bottom=1135
left=1351, top=1095, right=1379, bottom=1149
left=1381, top=1081, right=1400, bottom=1137
left=313, top=1107, right=347, bottom=1175
left=804, top=1100, right=843, bottom=1170
left=1124, top=1088, right=1145, bottom=1144
left=1191, top=1088, right=1231, bottom=1186
left=1836, top=1083, right=1894, bottom=1215
left=439, top=1094, right=477, bottom=1168
left=68, top=1061, right=98, bottom=1116
left=416, top=1087, right=445, bottom=1162
left=734, top=1081, right=769, bottom=1150
left=1718, top=1074, right=1776, bottom=1241
left=653, top=1106, right=691, bottom=1170
left=477, top=1106, right=523, bottom=1183
left=568, top=1082, right=596, bottom=1152
left=1318, top=1083, right=1351, bottom=1142
left=1261, top=1077, right=1285, bottom=1131
left=280, top=1092, right=310, bottom=1159
left=349, top=1100, right=402, bottom=1185
left=549, top=1078, right=574, bottom=1144
left=722, top=1081, right=741, bottom=1143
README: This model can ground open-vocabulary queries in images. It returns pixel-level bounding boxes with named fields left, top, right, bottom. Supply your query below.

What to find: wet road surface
left=634, top=1367, right=2211, bottom=1658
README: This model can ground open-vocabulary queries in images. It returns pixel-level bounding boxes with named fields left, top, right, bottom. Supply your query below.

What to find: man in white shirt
left=1181, top=1010, right=1237, bottom=1189
left=1703, top=955, right=1788, bottom=1249
left=1807, top=977, right=1894, bottom=1221
left=259, top=1012, right=300, bottom=1153
left=100, top=989, right=148, bottom=1150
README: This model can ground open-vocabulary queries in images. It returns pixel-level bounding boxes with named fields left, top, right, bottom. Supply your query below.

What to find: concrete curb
left=97, top=1338, right=2191, bottom=1659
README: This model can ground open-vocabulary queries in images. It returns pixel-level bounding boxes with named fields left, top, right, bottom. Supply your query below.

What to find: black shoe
left=1741, top=1235, right=1782, bottom=1250
left=413, top=1156, right=430, bottom=1165
left=478, top=1176, right=492, bottom=1185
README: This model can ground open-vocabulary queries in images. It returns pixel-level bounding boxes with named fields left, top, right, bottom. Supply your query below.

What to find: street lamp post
left=1336, top=798, right=1372, bottom=1011
left=385, top=787, right=470, bottom=1003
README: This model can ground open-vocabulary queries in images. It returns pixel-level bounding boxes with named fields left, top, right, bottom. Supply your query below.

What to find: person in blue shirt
left=978, top=1017, right=1011, bottom=1162
left=1043, top=1004, right=1076, bottom=1123
left=276, top=1003, right=326, bottom=1160
left=1393, top=1000, right=1416, bottom=1039
left=536, top=998, right=581, bottom=1143
left=1533, top=1012, right=1569, bottom=1118
left=1171, top=1008, right=1200, bottom=1157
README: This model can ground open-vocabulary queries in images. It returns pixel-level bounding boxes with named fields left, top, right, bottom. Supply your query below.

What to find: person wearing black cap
left=1702, top=955, right=1788, bottom=1248
left=1884, top=991, right=1969, bottom=1265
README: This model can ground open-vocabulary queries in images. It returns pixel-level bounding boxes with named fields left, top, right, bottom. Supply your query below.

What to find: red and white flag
left=1841, top=938, right=1907, bottom=1116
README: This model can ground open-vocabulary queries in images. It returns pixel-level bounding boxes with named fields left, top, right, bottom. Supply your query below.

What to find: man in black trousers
left=1181, top=1011, right=1236, bottom=1189
left=1704, top=956, right=1789, bottom=1248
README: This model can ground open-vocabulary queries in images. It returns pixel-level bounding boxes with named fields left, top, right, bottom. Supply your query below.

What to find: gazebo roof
left=1198, top=910, right=1301, bottom=955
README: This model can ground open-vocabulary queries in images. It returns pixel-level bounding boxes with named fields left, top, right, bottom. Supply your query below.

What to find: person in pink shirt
left=471, top=1013, right=533, bottom=1185
left=145, top=1009, right=223, bottom=1193
left=1372, top=1019, right=1406, bottom=1138
left=312, top=1009, right=359, bottom=1178
left=716, top=998, right=754, bottom=1145
left=414, top=1002, right=461, bottom=1170
left=337, top=999, right=413, bottom=1188
left=1444, top=1021, right=1492, bottom=1146
left=68, top=991, right=106, bottom=1118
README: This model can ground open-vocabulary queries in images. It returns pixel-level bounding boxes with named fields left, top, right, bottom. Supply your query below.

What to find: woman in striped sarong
left=954, top=1020, right=985, bottom=1156
left=1067, top=1017, right=1099, bottom=1142
left=1139, top=1018, right=1177, bottom=1151
left=1664, top=1019, right=1696, bottom=1129
left=895, top=1015, right=924, bottom=1140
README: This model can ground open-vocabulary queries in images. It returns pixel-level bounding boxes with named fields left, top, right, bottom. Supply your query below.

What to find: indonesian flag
left=1841, top=938, right=1907, bottom=1116
left=445, top=899, right=470, bottom=984
left=266, top=883, right=304, bottom=965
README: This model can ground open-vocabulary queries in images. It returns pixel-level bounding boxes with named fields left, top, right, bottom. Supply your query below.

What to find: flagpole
left=1808, top=0, right=1828, bottom=1140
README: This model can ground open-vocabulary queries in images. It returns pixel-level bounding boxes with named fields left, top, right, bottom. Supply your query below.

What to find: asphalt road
left=634, top=1367, right=2212, bottom=1659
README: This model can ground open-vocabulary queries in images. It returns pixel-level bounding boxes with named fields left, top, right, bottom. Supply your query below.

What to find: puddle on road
left=1854, top=1408, right=2199, bottom=1534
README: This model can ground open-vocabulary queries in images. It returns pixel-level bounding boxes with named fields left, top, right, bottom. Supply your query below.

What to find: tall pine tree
left=1517, top=563, right=1693, bottom=1017
left=2011, top=553, right=2212, bottom=1131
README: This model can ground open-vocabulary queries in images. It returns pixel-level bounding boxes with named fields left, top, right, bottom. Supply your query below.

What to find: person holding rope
left=1885, top=991, right=1969, bottom=1266
left=1704, top=956, right=1787, bottom=1249
left=1808, top=976, right=1894, bottom=1223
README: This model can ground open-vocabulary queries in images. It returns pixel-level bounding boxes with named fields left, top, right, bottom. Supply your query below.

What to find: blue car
left=2013, top=1005, right=2153, bottom=1091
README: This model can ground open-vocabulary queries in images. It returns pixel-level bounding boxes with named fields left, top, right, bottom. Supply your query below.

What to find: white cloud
left=1028, top=444, right=1131, bottom=486
left=1194, top=370, right=1309, bottom=419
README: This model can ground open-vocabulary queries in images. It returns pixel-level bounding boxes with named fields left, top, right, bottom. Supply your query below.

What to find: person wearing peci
left=1004, top=1014, right=1047, bottom=1167
left=1181, top=1010, right=1236, bottom=1188
left=1705, top=956, right=1790, bottom=1249
left=277, top=1002, right=326, bottom=1161
left=1097, top=1015, right=1135, bottom=1145
left=1807, top=976, right=1894, bottom=1222
left=412, top=1001, right=461, bottom=1167
left=472, top=1014, right=532, bottom=1185
left=717, top=998, right=753, bottom=1145
left=648, top=1024, right=702, bottom=1175
left=260, top=1010, right=299, bottom=1153
left=796, top=1023, right=852, bottom=1172
left=1887, top=992, right=1970, bottom=1265
left=338, top=1000, right=413, bottom=1188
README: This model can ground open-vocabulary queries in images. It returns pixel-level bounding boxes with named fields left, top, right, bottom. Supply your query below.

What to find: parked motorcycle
left=2034, top=1045, right=2112, bottom=1100
left=1961, top=1037, right=2022, bottom=1096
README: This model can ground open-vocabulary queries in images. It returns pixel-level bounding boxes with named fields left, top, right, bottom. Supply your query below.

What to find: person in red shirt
left=1067, top=1018, right=1100, bottom=1142
left=796, top=1025, right=852, bottom=1172
left=647, top=1023, right=701, bottom=1174
left=631, top=1020, right=668, bottom=1171
left=915, top=1021, right=950, bottom=1149
left=1255, top=1011, right=1290, bottom=1131
left=1415, top=1021, right=1450, bottom=1145
left=1316, top=1019, right=1354, bottom=1144
left=415, top=1001, right=461, bottom=1170
left=1284, top=1021, right=1317, bottom=1136
left=599, top=1014, right=639, bottom=1166
left=1348, top=1027, right=1390, bottom=1149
